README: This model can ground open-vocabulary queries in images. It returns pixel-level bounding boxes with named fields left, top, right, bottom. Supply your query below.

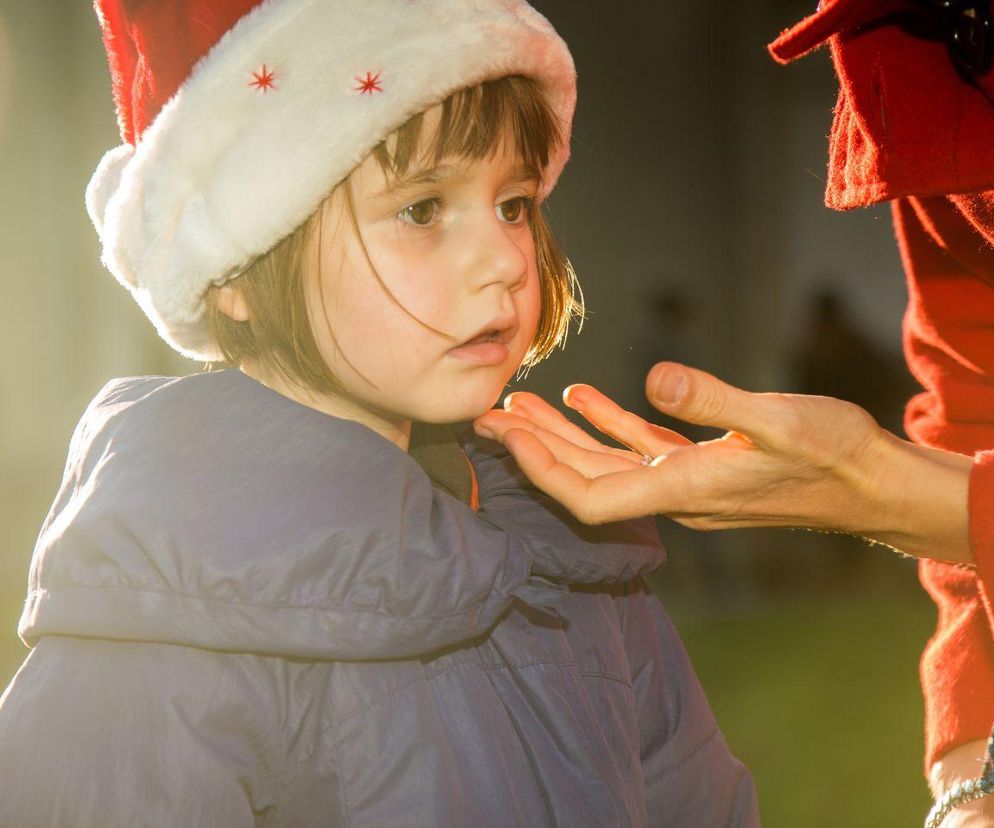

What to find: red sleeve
left=897, top=194, right=994, bottom=770
left=921, top=452, right=994, bottom=768
left=949, top=193, right=994, bottom=266
left=918, top=452, right=994, bottom=772
left=919, top=558, right=994, bottom=771
left=972, top=451, right=994, bottom=605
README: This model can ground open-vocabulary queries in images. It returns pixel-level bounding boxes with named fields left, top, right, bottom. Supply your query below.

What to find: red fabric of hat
left=769, top=0, right=994, bottom=209
left=95, top=0, right=261, bottom=145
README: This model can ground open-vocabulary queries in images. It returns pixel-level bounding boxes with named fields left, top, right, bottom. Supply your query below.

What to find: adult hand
left=473, top=362, right=972, bottom=564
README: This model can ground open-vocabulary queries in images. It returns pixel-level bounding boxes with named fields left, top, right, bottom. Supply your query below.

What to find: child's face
left=306, top=116, right=543, bottom=427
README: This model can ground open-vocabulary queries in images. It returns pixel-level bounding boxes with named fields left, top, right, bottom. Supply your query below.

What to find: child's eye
left=497, top=197, right=533, bottom=225
left=398, top=198, right=442, bottom=227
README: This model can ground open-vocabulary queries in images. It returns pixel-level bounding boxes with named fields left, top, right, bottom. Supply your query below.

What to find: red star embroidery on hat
left=354, top=71, right=384, bottom=95
left=249, top=64, right=276, bottom=92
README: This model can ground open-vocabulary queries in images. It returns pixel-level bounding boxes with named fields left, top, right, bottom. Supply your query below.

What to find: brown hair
left=205, top=75, right=583, bottom=395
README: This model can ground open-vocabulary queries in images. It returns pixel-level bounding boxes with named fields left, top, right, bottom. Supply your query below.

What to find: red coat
left=770, top=1, right=994, bottom=770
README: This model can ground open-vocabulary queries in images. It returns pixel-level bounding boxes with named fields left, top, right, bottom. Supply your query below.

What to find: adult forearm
left=859, top=431, right=973, bottom=565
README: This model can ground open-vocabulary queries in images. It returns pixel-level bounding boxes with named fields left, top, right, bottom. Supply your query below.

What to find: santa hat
left=86, top=0, right=576, bottom=360
left=768, top=0, right=994, bottom=209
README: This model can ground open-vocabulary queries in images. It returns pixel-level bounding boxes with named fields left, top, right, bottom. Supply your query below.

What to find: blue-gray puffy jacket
left=0, top=371, right=758, bottom=827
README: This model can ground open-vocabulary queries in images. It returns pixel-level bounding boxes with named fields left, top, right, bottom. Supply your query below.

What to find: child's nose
left=464, top=212, right=529, bottom=292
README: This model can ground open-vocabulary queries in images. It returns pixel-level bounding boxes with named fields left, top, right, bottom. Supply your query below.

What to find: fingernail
left=504, top=394, right=527, bottom=413
left=563, top=384, right=589, bottom=409
left=654, top=372, right=687, bottom=405
left=474, top=422, right=495, bottom=440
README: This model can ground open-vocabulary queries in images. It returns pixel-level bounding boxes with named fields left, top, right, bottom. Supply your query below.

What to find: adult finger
left=503, top=392, right=605, bottom=451
left=474, top=413, right=639, bottom=476
left=563, top=384, right=694, bottom=458
left=500, top=428, right=595, bottom=509
left=503, top=429, right=667, bottom=524
left=474, top=409, right=565, bottom=444
left=645, top=362, right=779, bottom=442
left=477, top=403, right=635, bottom=461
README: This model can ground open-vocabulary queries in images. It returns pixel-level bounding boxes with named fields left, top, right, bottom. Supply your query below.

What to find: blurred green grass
left=662, top=575, right=935, bottom=827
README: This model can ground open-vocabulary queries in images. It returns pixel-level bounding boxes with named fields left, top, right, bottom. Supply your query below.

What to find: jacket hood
left=20, top=371, right=664, bottom=660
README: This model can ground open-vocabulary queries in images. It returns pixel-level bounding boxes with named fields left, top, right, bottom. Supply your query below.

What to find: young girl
left=0, top=1, right=757, bottom=825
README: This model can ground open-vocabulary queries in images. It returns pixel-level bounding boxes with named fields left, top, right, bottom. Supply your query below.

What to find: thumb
left=646, top=362, right=769, bottom=439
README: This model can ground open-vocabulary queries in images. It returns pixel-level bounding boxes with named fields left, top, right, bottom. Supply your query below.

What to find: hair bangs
left=372, top=75, right=561, bottom=182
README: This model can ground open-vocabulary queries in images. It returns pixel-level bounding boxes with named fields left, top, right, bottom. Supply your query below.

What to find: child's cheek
left=524, top=268, right=543, bottom=334
left=372, top=248, right=454, bottom=328
left=396, top=285, right=454, bottom=337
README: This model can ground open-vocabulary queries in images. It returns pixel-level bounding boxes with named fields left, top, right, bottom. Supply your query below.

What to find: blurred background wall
left=0, top=1, right=936, bottom=824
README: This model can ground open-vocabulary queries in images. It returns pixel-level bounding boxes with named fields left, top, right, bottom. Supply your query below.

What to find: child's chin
left=417, top=393, right=504, bottom=425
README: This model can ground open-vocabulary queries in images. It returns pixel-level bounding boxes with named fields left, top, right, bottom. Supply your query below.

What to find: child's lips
left=447, top=340, right=511, bottom=365
left=447, top=318, right=517, bottom=365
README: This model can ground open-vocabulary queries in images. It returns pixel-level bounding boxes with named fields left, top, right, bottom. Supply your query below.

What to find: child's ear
left=214, top=284, right=251, bottom=322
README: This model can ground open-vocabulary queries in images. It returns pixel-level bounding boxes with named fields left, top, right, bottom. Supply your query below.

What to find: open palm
left=473, top=363, right=892, bottom=536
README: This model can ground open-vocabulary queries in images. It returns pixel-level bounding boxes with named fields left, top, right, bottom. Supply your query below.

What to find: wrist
left=932, top=741, right=991, bottom=798
left=858, top=431, right=973, bottom=564
left=927, top=739, right=994, bottom=828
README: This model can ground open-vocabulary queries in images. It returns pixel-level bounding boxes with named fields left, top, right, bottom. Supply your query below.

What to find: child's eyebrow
left=505, top=164, right=542, bottom=186
left=374, top=162, right=541, bottom=199
left=375, top=165, right=461, bottom=197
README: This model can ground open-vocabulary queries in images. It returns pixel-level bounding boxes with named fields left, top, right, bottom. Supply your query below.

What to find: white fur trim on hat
left=87, top=0, right=576, bottom=360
